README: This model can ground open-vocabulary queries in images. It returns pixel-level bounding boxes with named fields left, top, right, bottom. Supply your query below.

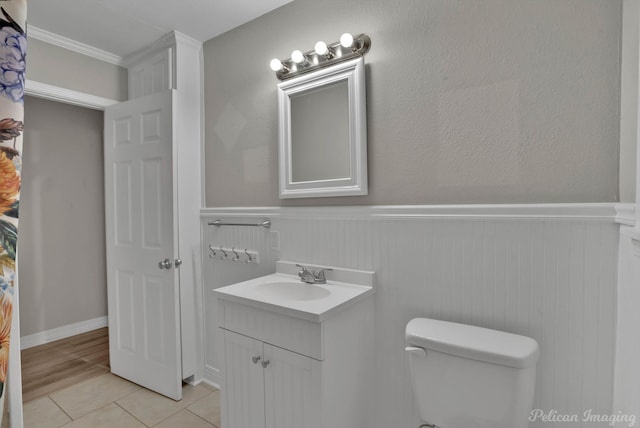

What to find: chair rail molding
left=615, top=203, right=637, bottom=226
left=200, top=203, right=617, bottom=222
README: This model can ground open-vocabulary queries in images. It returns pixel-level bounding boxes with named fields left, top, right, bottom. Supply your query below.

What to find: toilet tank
left=405, top=318, right=539, bottom=428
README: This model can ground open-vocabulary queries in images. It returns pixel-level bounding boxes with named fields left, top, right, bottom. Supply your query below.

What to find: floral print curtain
left=0, top=0, right=26, bottom=421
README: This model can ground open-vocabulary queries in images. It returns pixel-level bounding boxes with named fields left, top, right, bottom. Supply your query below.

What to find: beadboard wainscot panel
left=613, top=220, right=640, bottom=426
left=201, top=211, right=279, bottom=387
left=201, top=204, right=619, bottom=428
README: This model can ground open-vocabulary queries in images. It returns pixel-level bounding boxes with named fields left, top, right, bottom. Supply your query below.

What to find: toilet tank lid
left=405, top=318, right=540, bottom=369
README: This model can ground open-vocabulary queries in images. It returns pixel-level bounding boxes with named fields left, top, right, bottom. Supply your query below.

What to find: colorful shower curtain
left=0, top=0, right=26, bottom=421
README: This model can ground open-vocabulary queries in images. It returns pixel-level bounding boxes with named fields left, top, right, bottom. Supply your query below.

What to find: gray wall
left=621, top=0, right=639, bottom=202
left=204, top=0, right=622, bottom=206
left=27, top=37, right=128, bottom=101
left=18, top=96, right=107, bottom=336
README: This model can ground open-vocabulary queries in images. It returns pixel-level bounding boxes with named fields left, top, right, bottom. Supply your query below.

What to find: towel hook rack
left=244, top=249, right=253, bottom=263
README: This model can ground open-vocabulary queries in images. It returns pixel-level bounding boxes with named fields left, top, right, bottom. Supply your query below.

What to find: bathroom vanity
left=214, top=261, right=375, bottom=428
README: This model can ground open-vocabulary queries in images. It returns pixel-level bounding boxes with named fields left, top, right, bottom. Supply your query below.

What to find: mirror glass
left=277, top=57, right=367, bottom=198
left=290, top=80, right=350, bottom=182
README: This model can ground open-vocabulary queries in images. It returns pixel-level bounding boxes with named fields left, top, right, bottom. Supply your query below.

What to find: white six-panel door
left=104, top=90, right=182, bottom=400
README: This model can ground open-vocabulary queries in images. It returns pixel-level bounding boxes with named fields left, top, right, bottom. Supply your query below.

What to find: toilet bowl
left=405, top=318, right=539, bottom=428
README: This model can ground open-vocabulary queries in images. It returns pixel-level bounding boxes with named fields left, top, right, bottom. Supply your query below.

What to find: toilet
left=405, top=318, right=539, bottom=428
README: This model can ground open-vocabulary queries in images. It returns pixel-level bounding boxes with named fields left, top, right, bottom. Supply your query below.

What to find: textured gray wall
left=27, top=37, right=128, bottom=101
left=18, top=96, right=107, bottom=336
left=621, top=0, right=638, bottom=202
left=204, top=0, right=622, bottom=206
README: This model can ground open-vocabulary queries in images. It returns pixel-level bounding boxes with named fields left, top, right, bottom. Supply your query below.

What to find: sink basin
left=214, top=262, right=375, bottom=322
left=254, top=281, right=331, bottom=301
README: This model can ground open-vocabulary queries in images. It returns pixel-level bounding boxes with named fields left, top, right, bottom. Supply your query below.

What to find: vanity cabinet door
left=263, top=344, right=322, bottom=428
left=222, top=330, right=266, bottom=428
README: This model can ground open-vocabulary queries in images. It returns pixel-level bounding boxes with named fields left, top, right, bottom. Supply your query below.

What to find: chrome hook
left=231, top=247, right=240, bottom=262
left=208, top=245, right=216, bottom=259
left=219, top=246, right=227, bottom=260
left=244, top=249, right=253, bottom=263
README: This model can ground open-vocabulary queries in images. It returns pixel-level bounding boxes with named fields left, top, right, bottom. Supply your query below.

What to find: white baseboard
left=203, top=364, right=221, bottom=390
left=20, top=316, right=108, bottom=350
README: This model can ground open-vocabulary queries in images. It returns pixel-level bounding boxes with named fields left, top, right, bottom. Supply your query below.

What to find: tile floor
left=23, top=373, right=221, bottom=428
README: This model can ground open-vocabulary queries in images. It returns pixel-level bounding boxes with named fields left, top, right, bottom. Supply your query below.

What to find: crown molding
left=174, top=30, right=203, bottom=50
left=27, top=25, right=125, bottom=67
left=123, top=30, right=203, bottom=67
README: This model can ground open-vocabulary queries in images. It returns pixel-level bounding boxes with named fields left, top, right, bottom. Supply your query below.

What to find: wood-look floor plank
left=21, top=328, right=110, bottom=403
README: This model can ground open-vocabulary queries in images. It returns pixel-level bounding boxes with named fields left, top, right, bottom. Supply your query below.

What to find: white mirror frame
left=277, top=57, right=367, bottom=198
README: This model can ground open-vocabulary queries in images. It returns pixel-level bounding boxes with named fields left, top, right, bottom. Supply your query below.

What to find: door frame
left=10, top=80, right=119, bottom=427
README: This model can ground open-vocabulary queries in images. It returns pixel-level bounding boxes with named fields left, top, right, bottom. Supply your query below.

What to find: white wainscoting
left=613, top=226, right=640, bottom=425
left=201, top=204, right=619, bottom=428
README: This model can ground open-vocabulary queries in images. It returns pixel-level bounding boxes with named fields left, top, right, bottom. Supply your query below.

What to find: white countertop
left=213, top=263, right=375, bottom=322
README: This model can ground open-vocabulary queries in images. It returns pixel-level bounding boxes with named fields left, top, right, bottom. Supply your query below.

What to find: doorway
left=18, top=95, right=108, bottom=402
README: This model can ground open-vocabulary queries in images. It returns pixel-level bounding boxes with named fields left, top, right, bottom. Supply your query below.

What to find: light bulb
left=291, top=49, right=305, bottom=64
left=270, top=58, right=283, bottom=71
left=314, top=41, right=328, bottom=56
left=340, top=32, right=354, bottom=48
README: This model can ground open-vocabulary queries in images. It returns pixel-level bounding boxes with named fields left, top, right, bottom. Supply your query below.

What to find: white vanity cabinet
left=214, top=262, right=375, bottom=428
left=222, top=329, right=321, bottom=428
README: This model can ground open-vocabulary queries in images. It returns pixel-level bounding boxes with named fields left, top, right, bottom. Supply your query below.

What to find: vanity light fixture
left=270, top=32, right=371, bottom=80
left=339, top=32, right=354, bottom=48
left=269, top=58, right=287, bottom=72
left=314, top=41, right=332, bottom=58
left=291, top=49, right=306, bottom=64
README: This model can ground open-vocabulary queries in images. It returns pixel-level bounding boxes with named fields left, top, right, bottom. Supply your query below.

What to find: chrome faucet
left=296, top=264, right=332, bottom=284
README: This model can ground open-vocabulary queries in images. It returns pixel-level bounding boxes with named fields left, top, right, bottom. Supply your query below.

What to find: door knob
left=174, top=258, right=182, bottom=268
left=158, top=259, right=172, bottom=269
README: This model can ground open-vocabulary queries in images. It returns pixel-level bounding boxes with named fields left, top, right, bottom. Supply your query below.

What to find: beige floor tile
left=62, top=403, right=146, bottom=428
left=49, top=373, right=140, bottom=419
left=201, top=382, right=216, bottom=391
left=187, top=388, right=220, bottom=427
left=23, top=396, right=72, bottom=428
left=153, top=409, right=216, bottom=428
left=116, top=383, right=212, bottom=426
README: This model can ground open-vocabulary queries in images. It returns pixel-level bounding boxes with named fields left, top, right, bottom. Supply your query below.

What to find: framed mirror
left=277, top=57, right=367, bottom=198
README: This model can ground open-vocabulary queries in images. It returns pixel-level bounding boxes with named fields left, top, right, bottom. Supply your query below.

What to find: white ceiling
left=27, top=0, right=294, bottom=58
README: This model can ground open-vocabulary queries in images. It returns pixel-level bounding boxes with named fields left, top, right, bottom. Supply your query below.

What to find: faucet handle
left=295, top=264, right=332, bottom=283
left=296, top=264, right=310, bottom=278
left=314, top=268, right=333, bottom=282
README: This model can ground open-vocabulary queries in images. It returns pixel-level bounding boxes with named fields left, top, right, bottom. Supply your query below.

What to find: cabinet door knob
left=252, top=355, right=261, bottom=364
left=261, top=360, right=270, bottom=368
